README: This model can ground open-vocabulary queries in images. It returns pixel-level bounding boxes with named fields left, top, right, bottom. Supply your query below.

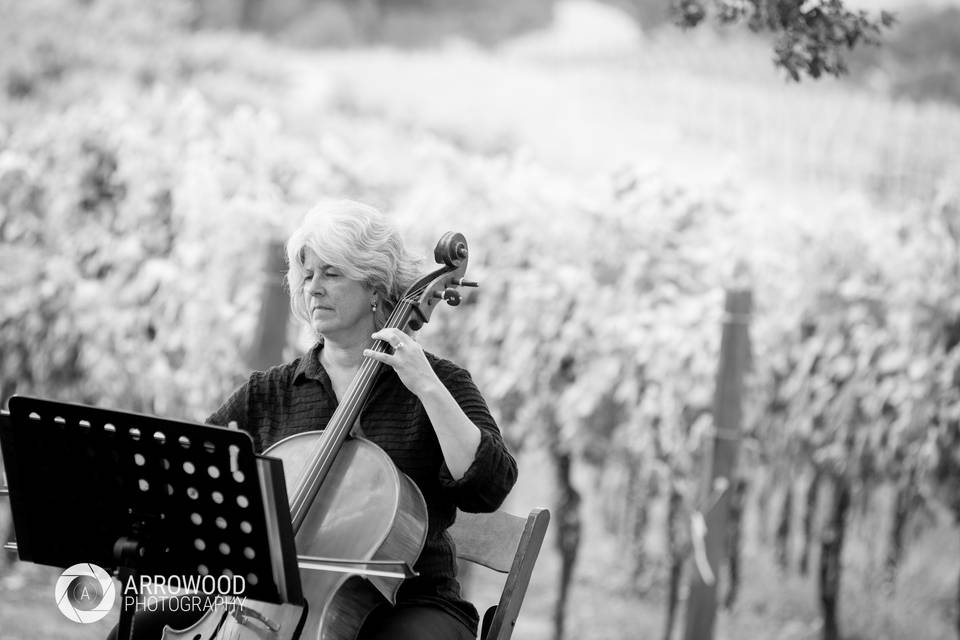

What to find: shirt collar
left=293, top=340, right=327, bottom=385
left=291, top=337, right=396, bottom=388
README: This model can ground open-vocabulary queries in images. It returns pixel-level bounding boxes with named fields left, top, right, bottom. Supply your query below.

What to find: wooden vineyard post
left=683, top=288, right=752, bottom=640
left=249, top=240, right=291, bottom=371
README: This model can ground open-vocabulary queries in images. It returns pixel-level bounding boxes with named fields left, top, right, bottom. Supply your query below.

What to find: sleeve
left=205, top=379, right=252, bottom=432
left=436, top=366, right=518, bottom=513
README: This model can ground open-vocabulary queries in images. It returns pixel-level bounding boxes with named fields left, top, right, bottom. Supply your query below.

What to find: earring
left=370, top=300, right=377, bottom=313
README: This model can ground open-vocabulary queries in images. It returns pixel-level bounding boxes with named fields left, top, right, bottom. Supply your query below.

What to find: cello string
left=289, top=288, right=426, bottom=524
left=289, top=289, right=421, bottom=522
left=289, top=299, right=407, bottom=520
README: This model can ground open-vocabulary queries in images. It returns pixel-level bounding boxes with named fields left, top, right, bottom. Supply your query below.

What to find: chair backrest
left=448, top=507, right=550, bottom=640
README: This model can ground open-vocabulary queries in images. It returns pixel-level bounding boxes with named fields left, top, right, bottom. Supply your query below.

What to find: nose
left=306, top=273, right=324, bottom=296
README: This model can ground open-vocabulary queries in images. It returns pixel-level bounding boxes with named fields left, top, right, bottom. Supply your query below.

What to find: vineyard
left=1, top=1, right=959, bottom=639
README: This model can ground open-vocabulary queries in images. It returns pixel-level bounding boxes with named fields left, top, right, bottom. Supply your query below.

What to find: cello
left=164, top=231, right=476, bottom=640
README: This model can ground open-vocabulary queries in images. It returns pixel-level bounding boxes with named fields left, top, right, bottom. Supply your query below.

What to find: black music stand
left=0, top=396, right=305, bottom=640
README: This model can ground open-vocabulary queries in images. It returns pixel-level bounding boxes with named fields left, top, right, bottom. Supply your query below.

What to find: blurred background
left=1, top=0, right=959, bottom=638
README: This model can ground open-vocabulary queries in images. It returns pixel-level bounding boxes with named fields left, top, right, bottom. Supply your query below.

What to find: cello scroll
left=407, top=232, right=477, bottom=331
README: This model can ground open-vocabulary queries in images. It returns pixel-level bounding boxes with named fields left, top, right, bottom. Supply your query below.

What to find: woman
left=108, top=200, right=517, bottom=640
left=209, top=200, right=517, bottom=639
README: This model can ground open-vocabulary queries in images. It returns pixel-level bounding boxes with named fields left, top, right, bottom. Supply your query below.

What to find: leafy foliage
left=672, top=0, right=896, bottom=80
left=849, top=6, right=960, bottom=106
left=0, top=0, right=339, bottom=419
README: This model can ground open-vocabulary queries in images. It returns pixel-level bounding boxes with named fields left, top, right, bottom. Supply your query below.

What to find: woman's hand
left=364, top=328, right=442, bottom=398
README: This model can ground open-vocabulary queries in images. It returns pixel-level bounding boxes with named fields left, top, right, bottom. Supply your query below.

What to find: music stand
left=0, top=396, right=305, bottom=640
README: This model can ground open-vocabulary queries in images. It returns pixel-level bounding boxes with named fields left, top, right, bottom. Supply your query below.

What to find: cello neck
left=287, top=299, right=417, bottom=532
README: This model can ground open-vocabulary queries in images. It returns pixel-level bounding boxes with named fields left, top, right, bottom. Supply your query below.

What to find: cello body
left=166, top=433, right=427, bottom=640
left=266, top=432, right=428, bottom=639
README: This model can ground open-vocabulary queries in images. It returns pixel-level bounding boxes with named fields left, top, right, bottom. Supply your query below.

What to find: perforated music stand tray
left=0, top=395, right=304, bottom=638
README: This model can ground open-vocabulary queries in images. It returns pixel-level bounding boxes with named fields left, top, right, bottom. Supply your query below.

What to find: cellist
left=107, top=199, right=517, bottom=640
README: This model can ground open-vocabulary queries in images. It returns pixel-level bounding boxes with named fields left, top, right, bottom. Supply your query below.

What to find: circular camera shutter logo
left=55, top=563, right=116, bottom=623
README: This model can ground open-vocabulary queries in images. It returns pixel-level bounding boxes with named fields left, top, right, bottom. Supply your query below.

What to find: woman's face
left=300, top=247, right=375, bottom=343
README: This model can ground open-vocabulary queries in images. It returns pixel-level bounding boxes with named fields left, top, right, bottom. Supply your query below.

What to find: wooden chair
left=448, top=507, right=550, bottom=640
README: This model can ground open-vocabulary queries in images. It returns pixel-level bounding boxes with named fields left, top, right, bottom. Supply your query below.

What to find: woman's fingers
left=372, top=328, right=416, bottom=351
left=367, top=330, right=437, bottom=397
left=363, top=348, right=392, bottom=365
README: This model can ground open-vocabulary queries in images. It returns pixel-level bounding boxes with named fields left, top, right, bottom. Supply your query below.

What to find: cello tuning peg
left=432, top=289, right=461, bottom=305
left=458, top=279, right=478, bottom=288
left=443, top=288, right=461, bottom=306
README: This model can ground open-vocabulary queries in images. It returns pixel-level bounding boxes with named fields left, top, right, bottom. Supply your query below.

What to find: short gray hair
left=285, top=200, right=422, bottom=330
